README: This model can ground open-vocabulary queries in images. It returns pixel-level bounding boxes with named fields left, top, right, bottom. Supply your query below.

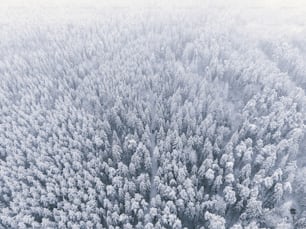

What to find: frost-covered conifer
left=0, top=6, right=305, bottom=229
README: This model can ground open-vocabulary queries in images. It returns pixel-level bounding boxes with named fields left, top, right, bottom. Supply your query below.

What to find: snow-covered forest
left=0, top=1, right=306, bottom=228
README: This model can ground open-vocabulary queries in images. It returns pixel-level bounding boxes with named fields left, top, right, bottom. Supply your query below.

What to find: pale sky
left=0, top=0, right=305, bottom=35
left=0, top=0, right=306, bottom=9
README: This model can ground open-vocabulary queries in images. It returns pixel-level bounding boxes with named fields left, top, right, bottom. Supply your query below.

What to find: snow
left=0, top=2, right=306, bottom=229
